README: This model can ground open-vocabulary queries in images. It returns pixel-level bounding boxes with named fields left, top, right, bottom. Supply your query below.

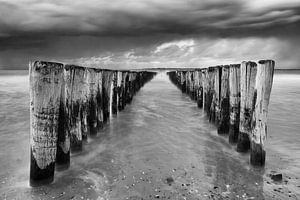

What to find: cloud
left=0, top=0, right=300, bottom=38
left=61, top=37, right=300, bottom=69
left=0, top=0, right=300, bottom=69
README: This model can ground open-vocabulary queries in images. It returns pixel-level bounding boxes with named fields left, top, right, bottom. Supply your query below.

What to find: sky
left=0, top=0, right=300, bottom=69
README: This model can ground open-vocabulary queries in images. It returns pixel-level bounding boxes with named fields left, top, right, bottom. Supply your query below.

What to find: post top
left=258, top=60, right=275, bottom=65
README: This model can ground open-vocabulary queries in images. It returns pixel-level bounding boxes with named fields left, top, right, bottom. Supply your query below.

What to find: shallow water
left=0, top=70, right=299, bottom=199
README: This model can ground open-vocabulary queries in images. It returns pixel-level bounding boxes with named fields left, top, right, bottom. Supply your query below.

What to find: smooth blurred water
left=0, top=70, right=299, bottom=199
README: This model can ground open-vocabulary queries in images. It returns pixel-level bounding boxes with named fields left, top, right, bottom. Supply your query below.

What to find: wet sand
left=0, top=72, right=299, bottom=199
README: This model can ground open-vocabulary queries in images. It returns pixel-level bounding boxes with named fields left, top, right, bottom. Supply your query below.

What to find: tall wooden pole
left=195, top=70, right=203, bottom=108
left=250, top=60, right=274, bottom=166
left=29, top=61, right=63, bottom=186
left=102, top=70, right=113, bottom=123
left=228, top=64, right=241, bottom=143
left=237, top=61, right=257, bottom=152
left=218, top=65, right=230, bottom=135
left=56, top=66, right=70, bottom=170
left=202, top=69, right=208, bottom=111
left=65, top=65, right=86, bottom=152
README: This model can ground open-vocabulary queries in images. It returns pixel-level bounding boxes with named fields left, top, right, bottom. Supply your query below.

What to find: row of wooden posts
left=167, top=60, right=275, bottom=167
left=29, top=61, right=156, bottom=186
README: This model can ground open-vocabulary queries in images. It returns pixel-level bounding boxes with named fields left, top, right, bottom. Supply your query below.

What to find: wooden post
left=102, top=70, right=113, bottom=122
left=237, top=61, right=257, bottom=152
left=56, top=66, right=70, bottom=170
left=29, top=61, right=63, bottom=186
left=116, top=71, right=123, bottom=111
left=86, top=68, right=98, bottom=135
left=112, top=71, right=118, bottom=115
left=95, top=69, right=103, bottom=130
left=196, top=70, right=203, bottom=108
left=250, top=60, right=274, bottom=166
left=202, top=69, right=208, bottom=111
left=65, top=65, right=85, bottom=152
left=80, top=69, right=89, bottom=141
left=118, top=71, right=126, bottom=111
left=218, top=65, right=230, bottom=135
left=207, top=67, right=215, bottom=120
left=213, top=67, right=221, bottom=124
left=190, top=71, right=196, bottom=100
left=228, top=64, right=241, bottom=143
left=181, top=71, right=187, bottom=93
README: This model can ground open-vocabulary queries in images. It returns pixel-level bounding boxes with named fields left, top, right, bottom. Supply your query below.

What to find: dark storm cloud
left=1, top=0, right=300, bottom=38
left=0, top=0, right=300, bottom=69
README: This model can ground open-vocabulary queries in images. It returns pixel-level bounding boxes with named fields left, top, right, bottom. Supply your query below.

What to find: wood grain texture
left=237, top=61, right=257, bottom=152
left=29, top=61, right=64, bottom=186
left=250, top=60, right=274, bottom=166
left=228, top=64, right=241, bottom=143
left=218, top=65, right=230, bottom=135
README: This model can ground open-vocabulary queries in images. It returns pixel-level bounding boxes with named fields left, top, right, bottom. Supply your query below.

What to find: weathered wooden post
left=207, top=67, right=215, bottom=120
left=181, top=71, right=187, bottom=93
left=86, top=68, right=98, bottom=135
left=95, top=69, right=103, bottom=130
left=196, top=70, right=203, bottom=108
left=202, top=69, right=208, bottom=110
left=218, top=65, right=230, bottom=135
left=237, top=61, right=257, bottom=152
left=213, top=67, right=221, bottom=123
left=116, top=71, right=123, bottom=111
left=29, top=61, right=63, bottom=186
left=228, top=64, right=241, bottom=143
left=56, top=66, right=70, bottom=170
left=80, top=69, right=89, bottom=141
left=65, top=65, right=86, bottom=152
left=190, top=71, right=196, bottom=100
left=118, top=71, right=126, bottom=111
left=250, top=60, right=274, bottom=166
left=112, top=71, right=118, bottom=115
left=102, top=70, right=113, bottom=122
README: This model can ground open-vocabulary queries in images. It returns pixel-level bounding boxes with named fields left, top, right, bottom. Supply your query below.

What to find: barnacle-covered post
left=29, top=61, right=63, bottom=186
left=250, top=60, right=274, bottom=166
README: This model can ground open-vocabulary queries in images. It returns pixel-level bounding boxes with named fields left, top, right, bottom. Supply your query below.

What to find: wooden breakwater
left=167, top=60, right=275, bottom=167
left=29, top=61, right=156, bottom=186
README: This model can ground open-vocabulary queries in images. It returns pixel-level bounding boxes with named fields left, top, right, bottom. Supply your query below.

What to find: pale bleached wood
left=228, top=64, right=241, bottom=143
left=237, top=61, right=257, bottom=152
left=116, top=71, right=123, bottom=111
left=217, top=65, right=230, bottom=135
left=29, top=61, right=64, bottom=186
left=250, top=60, right=274, bottom=166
